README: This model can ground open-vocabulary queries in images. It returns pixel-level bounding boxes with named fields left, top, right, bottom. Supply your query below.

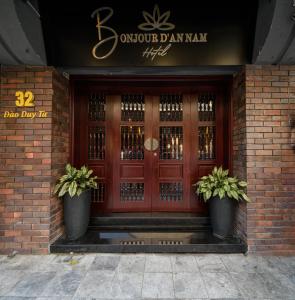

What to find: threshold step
left=90, top=215, right=210, bottom=227
left=88, top=225, right=211, bottom=232
left=50, top=230, right=247, bottom=254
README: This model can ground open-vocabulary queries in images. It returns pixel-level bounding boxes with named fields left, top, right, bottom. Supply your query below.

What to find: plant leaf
left=238, top=181, right=247, bottom=187
left=58, top=182, right=70, bottom=197
left=69, top=181, right=77, bottom=197
left=242, top=193, right=251, bottom=202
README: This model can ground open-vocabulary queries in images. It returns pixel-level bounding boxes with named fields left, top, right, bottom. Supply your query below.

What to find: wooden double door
left=74, top=84, right=229, bottom=215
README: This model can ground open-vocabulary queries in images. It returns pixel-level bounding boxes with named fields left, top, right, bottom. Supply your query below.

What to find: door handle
left=144, top=138, right=159, bottom=151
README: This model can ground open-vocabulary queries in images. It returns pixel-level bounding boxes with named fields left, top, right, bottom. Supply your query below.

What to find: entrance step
left=50, top=230, right=247, bottom=253
left=89, top=213, right=210, bottom=231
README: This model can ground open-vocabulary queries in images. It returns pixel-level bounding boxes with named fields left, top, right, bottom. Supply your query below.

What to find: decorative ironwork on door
left=198, top=92, right=216, bottom=160
left=121, top=126, right=144, bottom=160
left=160, top=127, right=183, bottom=160
left=160, top=94, right=183, bottom=121
left=88, top=93, right=106, bottom=121
left=88, top=127, right=105, bottom=160
left=121, top=94, right=145, bottom=121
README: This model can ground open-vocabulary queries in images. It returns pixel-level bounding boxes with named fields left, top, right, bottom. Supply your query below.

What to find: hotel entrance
left=73, top=78, right=231, bottom=216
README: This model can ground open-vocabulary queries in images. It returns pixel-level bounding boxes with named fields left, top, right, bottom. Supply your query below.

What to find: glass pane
left=91, top=183, right=105, bottom=203
left=121, top=126, right=144, bottom=160
left=160, top=127, right=183, bottom=160
left=198, top=93, right=215, bottom=121
left=121, top=94, right=145, bottom=122
left=160, top=182, right=183, bottom=201
left=88, top=93, right=105, bottom=121
left=120, top=183, right=144, bottom=201
left=88, top=126, right=105, bottom=159
left=160, top=94, right=183, bottom=121
left=198, top=126, right=215, bottom=160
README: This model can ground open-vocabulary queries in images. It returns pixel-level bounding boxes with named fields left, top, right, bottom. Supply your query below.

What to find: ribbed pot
left=63, top=189, right=91, bottom=240
left=209, top=195, right=235, bottom=239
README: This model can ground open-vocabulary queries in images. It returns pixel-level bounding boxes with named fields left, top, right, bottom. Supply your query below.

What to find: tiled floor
left=0, top=253, right=294, bottom=299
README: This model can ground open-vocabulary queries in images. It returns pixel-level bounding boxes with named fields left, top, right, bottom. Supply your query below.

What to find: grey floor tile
left=0, top=270, right=25, bottom=296
left=41, top=270, right=84, bottom=297
left=118, top=255, right=145, bottom=273
left=90, top=255, right=121, bottom=271
left=220, top=255, right=277, bottom=274
left=111, top=272, right=143, bottom=299
left=0, top=297, right=37, bottom=300
left=36, top=297, right=72, bottom=300
left=209, top=298, right=244, bottom=300
left=230, top=272, right=272, bottom=299
left=74, top=270, right=115, bottom=298
left=274, top=256, right=295, bottom=275
left=0, top=256, right=31, bottom=271
left=202, top=272, right=243, bottom=299
left=171, top=256, right=199, bottom=273
left=6, top=272, right=56, bottom=297
left=145, top=255, right=172, bottom=273
left=173, top=272, right=208, bottom=298
left=142, top=273, right=174, bottom=298
left=196, top=255, right=227, bottom=273
left=48, top=254, right=96, bottom=272
left=258, top=271, right=295, bottom=299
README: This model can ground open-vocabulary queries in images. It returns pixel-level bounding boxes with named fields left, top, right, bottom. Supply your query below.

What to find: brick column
left=232, top=67, right=247, bottom=243
left=245, top=65, right=295, bottom=254
left=0, top=65, right=69, bottom=254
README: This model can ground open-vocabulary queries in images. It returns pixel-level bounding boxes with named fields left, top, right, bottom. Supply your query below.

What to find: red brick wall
left=245, top=65, right=295, bottom=254
left=232, top=68, right=247, bottom=243
left=50, top=71, right=69, bottom=243
left=0, top=65, right=69, bottom=254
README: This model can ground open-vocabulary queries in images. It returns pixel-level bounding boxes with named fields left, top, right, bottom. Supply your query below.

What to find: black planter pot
left=209, top=195, right=236, bottom=239
left=63, top=189, right=91, bottom=240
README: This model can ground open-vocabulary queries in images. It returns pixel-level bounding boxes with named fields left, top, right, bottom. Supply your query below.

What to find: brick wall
left=0, top=65, right=69, bottom=254
left=50, top=71, right=70, bottom=243
left=232, top=68, right=247, bottom=243
left=245, top=65, right=295, bottom=254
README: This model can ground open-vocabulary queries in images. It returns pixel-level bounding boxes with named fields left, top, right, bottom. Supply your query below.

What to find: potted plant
left=194, top=166, right=250, bottom=239
left=54, top=164, right=98, bottom=240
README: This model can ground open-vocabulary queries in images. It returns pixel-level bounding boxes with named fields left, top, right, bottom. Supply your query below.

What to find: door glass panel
left=160, top=127, right=183, bottom=160
left=91, top=182, right=105, bottom=203
left=88, top=93, right=105, bottom=121
left=121, top=126, right=144, bottom=160
left=120, top=183, right=144, bottom=201
left=198, top=92, right=216, bottom=160
left=159, top=94, right=183, bottom=121
left=198, top=126, right=216, bottom=160
left=160, top=182, right=183, bottom=201
left=198, top=93, right=215, bottom=121
left=88, top=126, right=105, bottom=159
left=121, top=94, right=145, bottom=122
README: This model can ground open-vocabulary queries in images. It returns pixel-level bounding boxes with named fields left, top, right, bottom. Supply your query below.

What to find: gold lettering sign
left=1, top=91, right=48, bottom=119
left=15, top=91, right=34, bottom=107
left=91, top=4, right=208, bottom=61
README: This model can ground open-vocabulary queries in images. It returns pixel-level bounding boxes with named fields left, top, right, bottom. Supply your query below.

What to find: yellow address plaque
left=15, top=91, right=35, bottom=107
left=2, top=90, right=48, bottom=119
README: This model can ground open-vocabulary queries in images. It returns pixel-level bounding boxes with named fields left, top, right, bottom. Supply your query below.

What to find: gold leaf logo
left=138, top=4, right=175, bottom=31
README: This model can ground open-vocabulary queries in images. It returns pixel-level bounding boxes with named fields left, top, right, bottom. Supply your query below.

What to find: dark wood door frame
left=70, top=75, right=233, bottom=214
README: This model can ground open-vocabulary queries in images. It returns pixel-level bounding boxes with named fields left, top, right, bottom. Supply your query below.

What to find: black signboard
left=40, top=1, right=257, bottom=67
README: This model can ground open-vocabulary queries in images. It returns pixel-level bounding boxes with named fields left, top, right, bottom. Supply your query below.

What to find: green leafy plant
left=54, top=164, right=98, bottom=198
left=194, top=166, right=250, bottom=202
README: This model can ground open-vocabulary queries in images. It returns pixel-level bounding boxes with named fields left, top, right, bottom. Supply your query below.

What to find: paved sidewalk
left=0, top=253, right=294, bottom=299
